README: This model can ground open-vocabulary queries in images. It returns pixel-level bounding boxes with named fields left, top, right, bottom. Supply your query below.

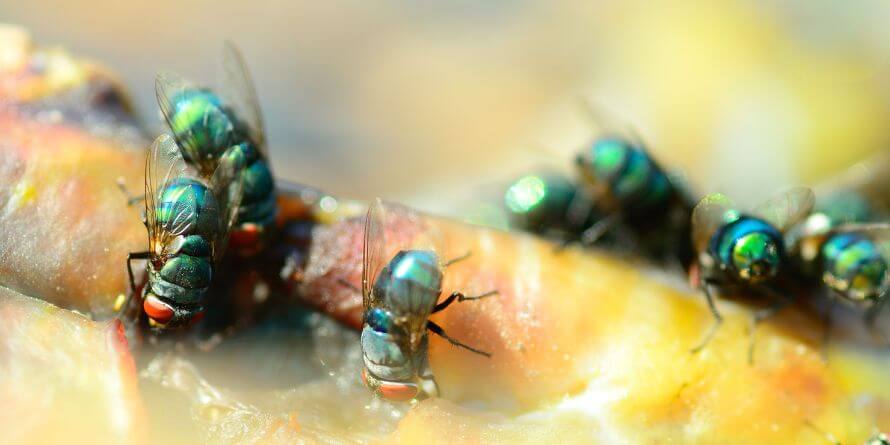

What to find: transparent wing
left=691, top=193, right=736, bottom=254
left=155, top=71, right=206, bottom=164
left=751, top=186, right=815, bottom=233
left=814, top=151, right=890, bottom=216
left=219, top=41, right=267, bottom=159
left=145, top=134, right=193, bottom=256
left=362, top=198, right=386, bottom=309
left=576, top=97, right=646, bottom=149
left=209, top=147, right=246, bottom=262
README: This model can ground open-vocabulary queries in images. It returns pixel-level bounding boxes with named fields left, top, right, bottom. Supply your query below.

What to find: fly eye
left=366, top=308, right=392, bottom=334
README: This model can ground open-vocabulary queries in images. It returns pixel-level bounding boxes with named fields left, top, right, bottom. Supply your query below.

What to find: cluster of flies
left=117, top=44, right=888, bottom=425
left=119, top=43, right=490, bottom=403
left=502, top=111, right=888, bottom=362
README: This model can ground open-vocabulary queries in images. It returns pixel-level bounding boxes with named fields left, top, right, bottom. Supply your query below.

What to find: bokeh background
left=4, top=0, right=889, bottom=210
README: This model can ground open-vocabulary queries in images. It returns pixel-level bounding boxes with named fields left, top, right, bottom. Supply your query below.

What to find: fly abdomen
left=237, top=159, right=276, bottom=225
left=579, top=138, right=673, bottom=216
left=168, top=89, right=238, bottom=169
left=159, top=254, right=213, bottom=290
left=226, top=141, right=277, bottom=231
left=147, top=275, right=207, bottom=306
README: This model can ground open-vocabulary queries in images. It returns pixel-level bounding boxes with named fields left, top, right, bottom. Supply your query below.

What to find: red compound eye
left=361, top=368, right=419, bottom=401
left=379, top=382, right=419, bottom=401
left=143, top=295, right=174, bottom=325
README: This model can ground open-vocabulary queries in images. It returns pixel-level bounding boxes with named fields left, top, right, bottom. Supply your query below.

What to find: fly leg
left=747, top=285, right=793, bottom=365
left=803, top=420, right=841, bottom=445
left=579, top=212, right=621, bottom=246
left=336, top=278, right=361, bottom=293
left=116, top=177, right=145, bottom=206
left=427, top=320, right=491, bottom=358
left=126, top=251, right=151, bottom=297
left=443, top=251, right=471, bottom=268
left=433, top=290, right=498, bottom=313
left=690, top=277, right=724, bottom=354
left=864, top=292, right=888, bottom=344
left=820, top=298, right=837, bottom=362
left=118, top=251, right=150, bottom=322
left=417, top=356, right=440, bottom=399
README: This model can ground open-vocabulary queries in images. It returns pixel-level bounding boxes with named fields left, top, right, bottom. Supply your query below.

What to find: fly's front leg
left=336, top=278, right=361, bottom=293
left=443, top=251, right=471, bottom=268
left=433, top=290, right=498, bottom=313
left=820, top=298, right=837, bottom=362
left=864, top=293, right=888, bottom=344
left=690, top=277, right=724, bottom=354
left=118, top=251, right=150, bottom=321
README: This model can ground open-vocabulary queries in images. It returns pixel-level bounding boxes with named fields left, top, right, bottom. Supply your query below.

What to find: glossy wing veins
left=362, top=198, right=386, bottom=310
left=145, top=134, right=194, bottom=260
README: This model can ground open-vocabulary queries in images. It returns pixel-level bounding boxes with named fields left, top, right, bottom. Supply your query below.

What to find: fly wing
left=219, top=41, right=268, bottom=161
left=145, top=134, right=193, bottom=257
left=155, top=71, right=207, bottom=166
left=691, top=193, right=735, bottom=254
left=362, top=198, right=386, bottom=309
left=814, top=151, right=890, bottom=217
left=576, top=97, right=645, bottom=149
left=209, top=147, right=246, bottom=263
left=751, top=187, right=815, bottom=233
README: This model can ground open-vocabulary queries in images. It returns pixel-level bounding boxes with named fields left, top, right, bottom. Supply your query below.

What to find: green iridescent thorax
left=586, top=138, right=629, bottom=181
left=170, top=89, right=238, bottom=168
left=821, top=233, right=887, bottom=302
left=711, top=216, right=783, bottom=282
left=578, top=137, right=672, bottom=214
left=155, top=178, right=221, bottom=239
left=612, top=148, right=651, bottom=199
left=504, top=173, right=576, bottom=231
left=375, top=250, right=443, bottom=318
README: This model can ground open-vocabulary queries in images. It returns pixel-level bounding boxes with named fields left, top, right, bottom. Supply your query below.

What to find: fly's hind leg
left=579, top=212, right=621, bottom=246
left=747, top=284, right=793, bottom=365
left=427, top=320, right=491, bottom=358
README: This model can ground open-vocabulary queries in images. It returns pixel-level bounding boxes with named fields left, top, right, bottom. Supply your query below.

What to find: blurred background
left=3, top=0, right=889, bottom=211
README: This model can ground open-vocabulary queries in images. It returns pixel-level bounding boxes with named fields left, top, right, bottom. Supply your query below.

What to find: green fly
left=358, top=199, right=497, bottom=401
left=156, top=42, right=276, bottom=255
left=124, top=134, right=243, bottom=327
left=788, top=154, right=889, bottom=343
left=502, top=170, right=601, bottom=242
left=689, top=187, right=815, bottom=359
left=503, top=103, right=695, bottom=265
